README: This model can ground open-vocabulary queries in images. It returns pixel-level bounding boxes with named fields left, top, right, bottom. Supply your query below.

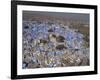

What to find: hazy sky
left=23, top=11, right=89, bottom=24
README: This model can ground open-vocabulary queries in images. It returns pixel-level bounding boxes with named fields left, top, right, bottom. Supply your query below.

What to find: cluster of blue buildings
left=22, top=20, right=87, bottom=68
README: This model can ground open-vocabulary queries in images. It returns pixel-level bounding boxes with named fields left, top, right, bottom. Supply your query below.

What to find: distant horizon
left=23, top=11, right=89, bottom=24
